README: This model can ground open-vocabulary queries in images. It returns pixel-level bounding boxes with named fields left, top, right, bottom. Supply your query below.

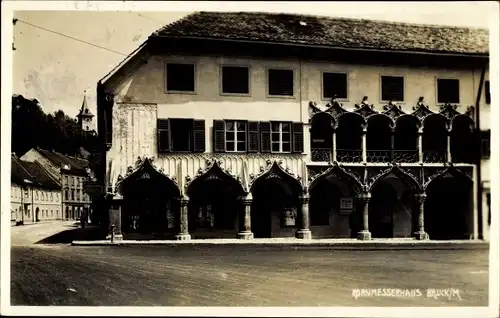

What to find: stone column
left=175, top=198, right=191, bottom=240
left=106, top=194, right=123, bottom=241
left=390, top=128, right=395, bottom=162
left=362, top=127, right=367, bottom=163
left=413, top=193, right=429, bottom=240
left=357, top=192, right=371, bottom=240
left=237, top=194, right=254, bottom=239
left=295, top=195, right=312, bottom=239
left=418, top=127, right=423, bottom=163
left=446, top=131, right=452, bottom=163
left=332, top=130, right=337, bottom=162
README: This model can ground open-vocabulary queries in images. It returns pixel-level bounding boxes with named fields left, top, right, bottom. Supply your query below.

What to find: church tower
left=77, top=91, right=96, bottom=135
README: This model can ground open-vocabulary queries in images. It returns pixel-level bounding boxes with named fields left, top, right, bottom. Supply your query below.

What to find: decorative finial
left=362, top=96, right=368, bottom=103
left=418, top=96, right=424, bottom=103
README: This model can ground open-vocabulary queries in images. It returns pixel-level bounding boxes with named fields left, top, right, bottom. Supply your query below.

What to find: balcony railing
left=311, top=148, right=332, bottom=162
left=423, top=151, right=446, bottom=163
left=393, top=150, right=418, bottom=163
left=337, top=149, right=362, bottom=163
left=366, top=150, right=391, bottom=163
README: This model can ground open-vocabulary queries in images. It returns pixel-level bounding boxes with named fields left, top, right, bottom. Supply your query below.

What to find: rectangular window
left=157, top=118, right=205, bottom=153
left=481, top=130, right=491, bottom=159
left=323, top=72, right=348, bottom=99
left=222, top=66, right=249, bottom=94
left=485, top=80, right=491, bottom=104
left=225, top=120, right=247, bottom=152
left=166, top=63, right=195, bottom=92
left=24, top=189, right=28, bottom=198
left=64, top=175, right=68, bottom=185
left=268, top=69, right=294, bottom=96
left=35, top=191, right=39, bottom=200
left=437, top=79, right=460, bottom=104
left=381, top=76, right=404, bottom=102
left=271, top=122, right=292, bottom=153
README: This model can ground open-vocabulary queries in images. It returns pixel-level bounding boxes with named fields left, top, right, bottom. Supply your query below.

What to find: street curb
left=71, top=240, right=489, bottom=250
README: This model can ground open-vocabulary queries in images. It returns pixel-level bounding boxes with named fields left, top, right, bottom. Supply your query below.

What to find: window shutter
left=213, top=120, right=226, bottom=153
left=485, top=80, right=491, bottom=105
left=260, top=122, right=271, bottom=153
left=292, top=122, right=304, bottom=153
left=247, top=121, right=260, bottom=152
left=192, top=120, right=206, bottom=153
left=157, top=119, right=171, bottom=153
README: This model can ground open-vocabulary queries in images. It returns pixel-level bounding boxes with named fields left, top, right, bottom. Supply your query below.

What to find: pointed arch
left=310, top=111, right=336, bottom=127
left=116, top=157, right=180, bottom=197
left=249, top=161, right=302, bottom=196
left=186, top=160, right=246, bottom=198
left=422, top=113, right=449, bottom=129
left=423, top=166, right=473, bottom=191
left=395, top=114, right=421, bottom=130
left=450, top=114, right=475, bottom=132
left=366, top=113, right=395, bottom=129
left=309, top=162, right=364, bottom=195
left=335, top=111, right=367, bottom=129
left=369, top=165, right=423, bottom=193
left=422, top=113, right=448, bottom=163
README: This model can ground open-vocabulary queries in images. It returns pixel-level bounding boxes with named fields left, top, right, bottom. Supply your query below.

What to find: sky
left=8, top=1, right=498, bottom=118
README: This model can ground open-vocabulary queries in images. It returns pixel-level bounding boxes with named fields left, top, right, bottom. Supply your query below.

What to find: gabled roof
left=11, top=156, right=35, bottom=186
left=20, top=161, right=61, bottom=190
left=35, top=148, right=90, bottom=176
left=151, top=11, right=489, bottom=56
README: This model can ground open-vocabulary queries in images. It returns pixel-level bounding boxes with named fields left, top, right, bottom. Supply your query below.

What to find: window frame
left=220, top=64, right=251, bottom=96
left=380, top=75, right=405, bottom=103
left=436, top=78, right=460, bottom=105
left=224, top=120, right=247, bottom=153
left=270, top=122, right=292, bottom=153
left=164, top=62, right=197, bottom=94
left=266, top=67, right=295, bottom=98
left=321, top=71, right=349, bottom=101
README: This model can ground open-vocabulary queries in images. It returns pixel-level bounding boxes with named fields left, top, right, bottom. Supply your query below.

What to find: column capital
left=415, top=193, right=427, bottom=203
left=180, top=197, right=190, bottom=206
left=357, top=192, right=371, bottom=201
left=299, top=195, right=310, bottom=204
left=238, top=193, right=253, bottom=202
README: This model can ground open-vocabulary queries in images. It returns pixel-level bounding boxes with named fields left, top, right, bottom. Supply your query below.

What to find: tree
left=11, top=94, right=99, bottom=157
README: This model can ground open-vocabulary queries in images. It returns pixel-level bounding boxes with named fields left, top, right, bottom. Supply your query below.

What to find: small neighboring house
left=21, top=148, right=93, bottom=221
left=11, top=154, right=61, bottom=224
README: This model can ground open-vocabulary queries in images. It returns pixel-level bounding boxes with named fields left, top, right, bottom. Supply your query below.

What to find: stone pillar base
left=295, top=229, right=312, bottom=239
left=413, top=231, right=429, bottom=240
left=105, top=234, right=123, bottom=242
left=175, top=234, right=191, bottom=241
left=237, top=231, right=254, bottom=240
left=357, top=230, right=371, bottom=241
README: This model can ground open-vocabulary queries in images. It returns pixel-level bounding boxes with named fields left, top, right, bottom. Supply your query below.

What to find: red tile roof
left=151, top=12, right=489, bottom=55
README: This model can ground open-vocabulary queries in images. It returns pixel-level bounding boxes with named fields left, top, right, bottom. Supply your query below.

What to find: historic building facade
left=97, top=12, right=491, bottom=241
left=21, top=148, right=93, bottom=221
left=11, top=154, right=62, bottom=224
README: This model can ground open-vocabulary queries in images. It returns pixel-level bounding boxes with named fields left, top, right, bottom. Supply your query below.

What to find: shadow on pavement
left=35, top=225, right=106, bottom=244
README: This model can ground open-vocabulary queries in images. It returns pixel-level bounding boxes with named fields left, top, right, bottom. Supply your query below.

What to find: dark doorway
left=35, top=207, right=40, bottom=222
left=425, top=175, right=473, bottom=240
left=369, top=182, right=396, bottom=238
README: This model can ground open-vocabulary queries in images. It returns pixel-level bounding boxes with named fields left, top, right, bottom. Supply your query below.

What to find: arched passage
left=366, top=114, right=393, bottom=163
left=118, top=158, right=180, bottom=237
left=369, top=167, right=422, bottom=238
left=423, top=114, right=448, bottom=163
left=35, top=207, right=40, bottom=222
left=309, top=164, right=363, bottom=238
left=310, top=112, right=334, bottom=162
left=250, top=162, right=302, bottom=238
left=186, top=162, right=246, bottom=239
left=451, top=115, right=475, bottom=163
left=336, top=113, right=365, bottom=162
left=394, top=115, right=419, bottom=162
left=424, top=169, right=473, bottom=240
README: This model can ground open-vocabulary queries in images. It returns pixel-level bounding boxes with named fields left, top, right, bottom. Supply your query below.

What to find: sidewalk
left=72, top=238, right=489, bottom=250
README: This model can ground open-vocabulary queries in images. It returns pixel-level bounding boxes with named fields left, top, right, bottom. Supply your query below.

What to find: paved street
left=10, top=223, right=489, bottom=307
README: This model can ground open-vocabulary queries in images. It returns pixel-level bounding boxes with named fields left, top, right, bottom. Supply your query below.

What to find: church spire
left=78, top=90, right=93, bottom=118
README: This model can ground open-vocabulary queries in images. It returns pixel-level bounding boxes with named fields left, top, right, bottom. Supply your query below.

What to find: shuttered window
left=225, top=120, right=247, bottom=152
left=157, top=118, right=205, bottom=153
left=381, top=76, right=404, bottom=102
left=268, top=69, right=294, bottom=96
left=222, top=66, right=249, bottom=94
left=323, top=72, right=348, bottom=99
left=271, top=122, right=292, bottom=153
left=247, top=121, right=260, bottom=152
left=485, top=80, right=491, bottom=105
left=437, top=79, right=460, bottom=104
left=166, top=63, right=195, bottom=92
